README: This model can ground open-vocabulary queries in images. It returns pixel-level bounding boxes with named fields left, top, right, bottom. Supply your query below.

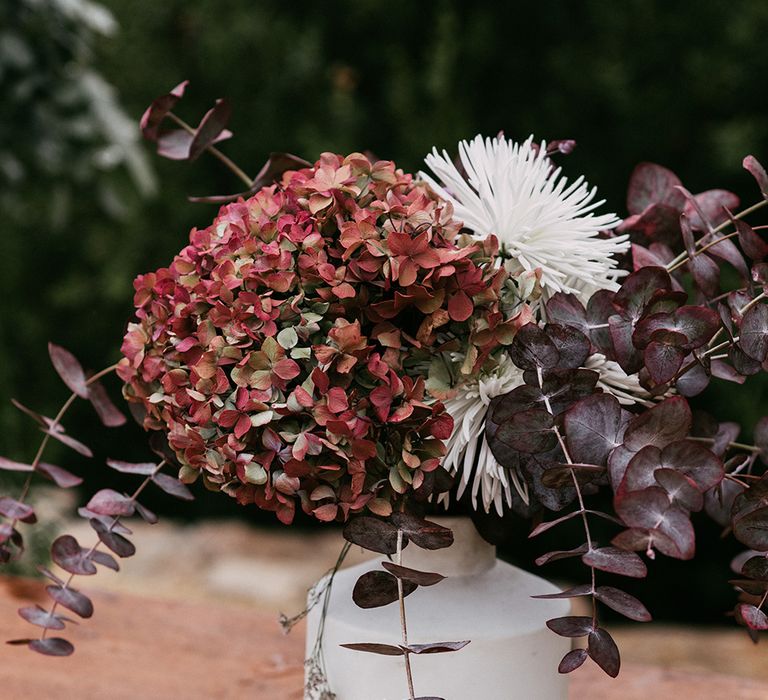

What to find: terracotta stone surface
left=2, top=577, right=767, bottom=700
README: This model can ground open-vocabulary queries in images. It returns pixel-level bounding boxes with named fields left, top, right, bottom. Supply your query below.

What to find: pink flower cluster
left=118, top=153, right=518, bottom=523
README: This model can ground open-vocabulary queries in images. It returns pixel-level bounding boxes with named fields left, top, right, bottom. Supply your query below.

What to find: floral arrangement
left=2, top=82, right=768, bottom=696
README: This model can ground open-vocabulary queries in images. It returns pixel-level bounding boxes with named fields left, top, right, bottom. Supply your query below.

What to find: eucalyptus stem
left=167, top=112, right=253, bottom=187
left=41, top=460, right=167, bottom=639
left=396, top=530, right=416, bottom=700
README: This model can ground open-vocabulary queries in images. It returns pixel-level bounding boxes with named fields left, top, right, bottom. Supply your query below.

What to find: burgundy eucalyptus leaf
left=684, top=189, right=740, bottom=231
left=558, top=648, right=588, bottom=674
left=509, top=323, right=560, bottom=370
left=743, top=155, right=768, bottom=197
left=544, top=294, right=589, bottom=336
left=390, top=513, right=454, bottom=550
left=18, top=605, right=66, bottom=630
left=529, top=510, right=584, bottom=538
left=625, top=163, right=685, bottom=215
left=493, top=408, right=555, bottom=455
left=37, top=566, right=64, bottom=586
left=157, top=129, right=194, bottom=160
left=106, top=459, right=157, bottom=475
left=545, top=324, right=590, bottom=369
left=135, top=501, right=159, bottom=525
left=587, top=627, right=621, bottom=678
left=11, top=398, right=47, bottom=426
left=89, top=519, right=136, bottom=558
left=653, top=469, right=704, bottom=512
left=582, top=546, right=647, bottom=578
left=45, top=585, right=93, bottom=618
left=28, top=637, right=75, bottom=657
left=541, top=463, right=604, bottom=489
left=89, top=550, right=119, bottom=571
left=37, top=462, right=82, bottom=489
left=739, top=304, right=768, bottom=361
left=78, top=509, right=132, bottom=535
left=644, top=341, right=685, bottom=385
left=532, top=584, right=592, bottom=600
left=546, top=615, right=594, bottom=638
left=613, top=267, right=674, bottom=317
left=405, top=641, right=470, bottom=654
left=675, top=359, right=711, bottom=397
left=733, top=219, right=768, bottom=261
left=742, top=555, right=768, bottom=581
left=563, top=394, right=625, bottom=468
left=140, top=80, right=189, bottom=141
left=189, top=99, right=233, bottom=161
left=729, top=345, right=762, bottom=376
left=343, top=517, right=400, bottom=555
left=594, top=586, right=652, bottom=622
left=732, top=476, right=768, bottom=551
left=689, top=252, right=721, bottom=297
left=380, top=562, right=445, bottom=586
left=737, top=604, right=768, bottom=631
left=352, top=570, right=416, bottom=609
left=535, top=544, right=589, bottom=566
left=86, top=489, right=135, bottom=517
left=42, top=424, right=93, bottom=458
left=87, top=381, right=127, bottom=427
left=152, top=472, right=194, bottom=501
left=339, top=642, right=404, bottom=656
left=622, top=396, right=692, bottom=453
left=48, top=343, right=89, bottom=399
left=0, top=497, right=36, bottom=523
left=0, top=456, right=34, bottom=472
left=51, top=535, right=97, bottom=576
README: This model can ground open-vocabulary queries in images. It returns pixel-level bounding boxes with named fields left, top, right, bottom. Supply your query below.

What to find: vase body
left=304, top=517, right=570, bottom=700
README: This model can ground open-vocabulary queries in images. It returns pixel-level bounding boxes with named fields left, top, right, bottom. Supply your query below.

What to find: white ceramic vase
left=304, top=516, right=570, bottom=700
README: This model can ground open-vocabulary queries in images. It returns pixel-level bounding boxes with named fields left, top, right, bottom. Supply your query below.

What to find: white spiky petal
left=420, top=134, right=628, bottom=298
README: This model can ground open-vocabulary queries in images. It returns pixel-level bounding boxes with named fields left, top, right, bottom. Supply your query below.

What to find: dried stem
left=396, top=529, right=416, bottom=700
left=167, top=112, right=253, bottom=187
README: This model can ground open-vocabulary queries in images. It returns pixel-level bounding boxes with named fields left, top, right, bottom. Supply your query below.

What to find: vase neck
left=399, top=516, right=496, bottom=577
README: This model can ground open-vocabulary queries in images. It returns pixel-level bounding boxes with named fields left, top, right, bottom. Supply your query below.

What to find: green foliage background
left=3, top=0, right=768, bottom=621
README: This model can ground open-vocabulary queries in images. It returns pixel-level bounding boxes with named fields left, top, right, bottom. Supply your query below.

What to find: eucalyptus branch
left=396, top=529, right=416, bottom=700
left=167, top=112, right=253, bottom=187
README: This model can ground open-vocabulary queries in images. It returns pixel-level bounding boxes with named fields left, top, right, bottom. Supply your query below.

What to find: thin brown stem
left=167, top=112, right=253, bottom=187
left=396, top=530, right=416, bottom=700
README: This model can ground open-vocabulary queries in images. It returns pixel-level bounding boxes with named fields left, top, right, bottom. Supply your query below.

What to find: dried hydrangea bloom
left=118, top=153, right=530, bottom=523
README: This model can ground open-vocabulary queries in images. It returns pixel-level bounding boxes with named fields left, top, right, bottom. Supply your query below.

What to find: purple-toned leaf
left=737, top=604, right=768, bottom=631
left=494, top=408, right=555, bottom=454
left=529, top=510, right=584, bottom=538
left=689, top=252, right=720, bottom=296
left=744, top=155, right=768, bottom=197
left=546, top=616, right=594, bottom=638
left=106, top=459, right=157, bottom=475
left=532, top=584, right=592, bottom=600
left=563, top=394, right=625, bottom=468
left=51, top=535, right=97, bottom=576
left=546, top=324, right=590, bottom=369
left=541, top=463, right=604, bottom=489
left=684, top=189, right=740, bottom=230
left=588, top=627, right=621, bottom=677
left=140, top=80, right=189, bottom=141
left=89, top=550, right=119, bottom=571
left=42, top=425, right=93, bottom=458
left=79, top=509, right=132, bottom=535
left=90, top=519, right=135, bottom=558
left=390, top=513, right=454, bottom=550
left=611, top=527, right=677, bottom=558
left=675, top=359, right=711, bottom=397
left=339, top=642, right=404, bottom=656
left=536, top=544, right=589, bottom=567
left=11, top=398, right=46, bottom=426
left=380, top=562, right=444, bottom=586
left=733, top=219, right=768, bottom=261
left=622, top=396, right=692, bottom=452
left=613, top=267, right=674, bottom=316
left=742, top=555, right=768, bottom=581
left=343, top=517, right=400, bottom=554
left=729, top=345, right=762, bottom=376
left=594, top=586, right=651, bottom=622
left=509, top=323, right=560, bottom=370
left=86, top=489, right=135, bottom=517
left=37, top=462, right=82, bottom=488
left=87, top=381, right=127, bottom=427
left=48, top=343, right=89, bottom=398
left=157, top=129, right=194, bottom=160
left=28, top=637, right=75, bottom=656
left=626, top=163, right=684, bottom=215
left=544, top=293, right=588, bottom=335
left=0, top=522, right=16, bottom=545
left=654, top=469, right=704, bottom=512
left=583, top=547, right=647, bottom=578
left=189, top=99, right=232, bottom=161
left=37, top=566, right=64, bottom=586
left=0, top=456, right=34, bottom=472
left=0, top=497, right=35, bottom=523
left=135, top=501, right=159, bottom=525
left=152, top=472, right=194, bottom=501
left=18, top=605, right=66, bottom=630
left=46, top=585, right=93, bottom=618
left=558, top=648, right=588, bottom=674
left=644, top=341, right=685, bottom=385
left=740, top=304, right=768, bottom=361
left=352, top=570, right=416, bottom=608
left=406, top=641, right=470, bottom=655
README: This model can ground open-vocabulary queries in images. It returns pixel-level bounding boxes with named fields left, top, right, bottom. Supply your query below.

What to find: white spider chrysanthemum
left=420, top=134, right=628, bottom=298
left=442, top=353, right=654, bottom=515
